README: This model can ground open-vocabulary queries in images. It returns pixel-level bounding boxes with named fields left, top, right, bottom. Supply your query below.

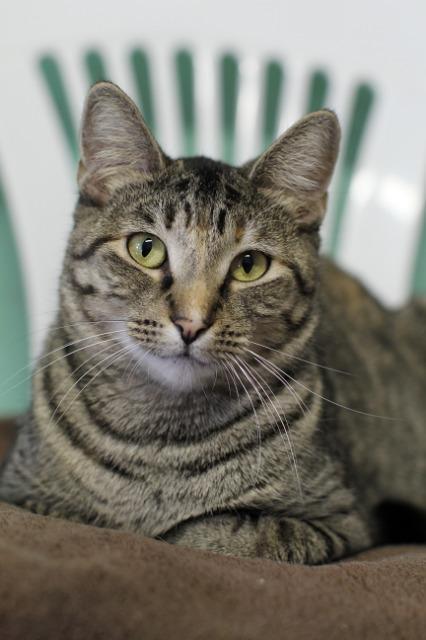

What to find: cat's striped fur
left=1, top=83, right=425, bottom=562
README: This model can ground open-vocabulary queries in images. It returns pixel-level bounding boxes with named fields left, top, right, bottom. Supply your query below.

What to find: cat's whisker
left=56, top=345, right=137, bottom=430
left=221, top=359, right=242, bottom=408
left=286, top=368, right=398, bottom=421
left=229, top=355, right=268, bottom=476
left=124, top=348, right=144, bottom=386
left=210, top=364, right=219, bottom=392
left=231, top=356, right=276, bottom=476
left=0, top=329, right=129, bottom=391
left=126, top=347, right=156, bottom=387
left=123, top=354, right=139, bottom=386
left=226, top=358, right=262, bottom=473
left=47, top=342, right=126, bottom=425
left=25, top=318, right=129, bottom=338
left=51, top=319, right=128, bottom=328
left=244, top=348, right=309, bottom=416
left=49, top=343, right=134, bottom=429
left=200, top=383, right=209, bottom=401
left=234, top=355, right=303, bottom=496
left=247, top=347, right=397, bottom=421
left=0, top=331, right=129, bottom=402
left=217, top=360, right=233, bottom=400
left=247, top=339, right=353, bottom=376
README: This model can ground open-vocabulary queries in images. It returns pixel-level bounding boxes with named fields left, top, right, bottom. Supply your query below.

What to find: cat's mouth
left=158, top=352, right=211, bottom=368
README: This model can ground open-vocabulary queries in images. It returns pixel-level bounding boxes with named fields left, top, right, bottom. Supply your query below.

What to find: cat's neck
left=39, top=312, right=317, bottom=445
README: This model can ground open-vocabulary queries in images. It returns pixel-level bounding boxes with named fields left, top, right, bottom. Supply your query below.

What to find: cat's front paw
left=163, top=513, right=245, bottom=555
left=162, top=510, right=371, bottom=563
left=163, top=512, right=287, bottom=560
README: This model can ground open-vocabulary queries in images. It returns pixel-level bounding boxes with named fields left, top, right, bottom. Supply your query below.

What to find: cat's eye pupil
left=141, top=238, right=153, bottom=257
left=242, top=253, right=254, bottom=273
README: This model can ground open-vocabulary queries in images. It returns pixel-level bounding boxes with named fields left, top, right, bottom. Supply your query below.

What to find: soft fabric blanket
left=0, top=421, right=425, bottom=640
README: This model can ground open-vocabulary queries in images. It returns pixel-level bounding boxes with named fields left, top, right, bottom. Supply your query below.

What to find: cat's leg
left=162, top=510, right=372, bottom=564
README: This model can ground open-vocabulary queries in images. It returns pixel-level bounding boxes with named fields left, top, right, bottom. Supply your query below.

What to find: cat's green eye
left=127, top=233, right=167, bottom=269
left=230, top=251, right=269, bottom=282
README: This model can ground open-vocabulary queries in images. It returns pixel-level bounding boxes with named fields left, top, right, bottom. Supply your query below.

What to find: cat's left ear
left=78, top=81, right=167, bottom=205
left=248, top=110, right=340, bottom=225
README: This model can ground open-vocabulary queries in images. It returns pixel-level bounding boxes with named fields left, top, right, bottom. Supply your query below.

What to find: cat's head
left=66, top=82, right=340, bottom=391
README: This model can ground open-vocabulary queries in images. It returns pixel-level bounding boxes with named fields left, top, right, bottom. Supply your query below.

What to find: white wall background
left=0, top=0, right=425, bottom=357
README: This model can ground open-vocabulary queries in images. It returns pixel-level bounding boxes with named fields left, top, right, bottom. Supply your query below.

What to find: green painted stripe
left=84, top=49, right=109, bottom=84
left=220, top=53, right=239, bottom=164
left=306, top=70, right=329, bottom=113
left=0, top=171, right=30, bottom=415
left=327, top=83, right=375, bottom=257
left=129, top=48, right=156, bottom=134
left=261, top=60, right=284, bottom=151
left=175, top=49, right=196, bottom=156
left=39, top=55, right=79, bottom=163
left=412, top=202, right=426, bottom=295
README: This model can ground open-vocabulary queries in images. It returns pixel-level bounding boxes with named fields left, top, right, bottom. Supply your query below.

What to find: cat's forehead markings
left=164, top=201, right=176, bottom=230
left=183, top=201, right=193, bottom=228
left=235, top=226, right=244, bottom=242
left=172, top=177, right=191, bottom=194
left=224, top=182, right=243, bottom=205
left=216, top=208, right=227, bottom=235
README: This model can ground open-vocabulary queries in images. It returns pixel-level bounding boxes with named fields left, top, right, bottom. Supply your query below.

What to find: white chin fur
left=121, top=336, right=216, bottom=391
left=140, top=351, right=216, bottom=391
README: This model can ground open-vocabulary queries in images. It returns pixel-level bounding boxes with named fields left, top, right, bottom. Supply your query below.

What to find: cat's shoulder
left=319, top=257, right=386, bottom=316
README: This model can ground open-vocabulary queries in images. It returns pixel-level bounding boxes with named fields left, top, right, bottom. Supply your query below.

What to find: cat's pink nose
left=173, top=317, right=208, bottom=345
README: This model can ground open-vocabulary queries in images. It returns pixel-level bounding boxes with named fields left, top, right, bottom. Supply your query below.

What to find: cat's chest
left=69, top=388, right=302, bottom=536
left=131, top=461, right=247, bottom=535
left=117, top=426, right=297, bottom=537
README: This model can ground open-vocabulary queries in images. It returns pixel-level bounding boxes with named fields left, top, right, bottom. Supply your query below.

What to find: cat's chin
left=132, top=349, right=216, bottom=392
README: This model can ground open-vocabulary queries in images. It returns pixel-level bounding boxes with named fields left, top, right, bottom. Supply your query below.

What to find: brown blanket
left=1, top=422, right=425, bottom=640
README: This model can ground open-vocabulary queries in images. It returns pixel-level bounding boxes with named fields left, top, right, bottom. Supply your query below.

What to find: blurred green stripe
left=130, top=48, right=156, bottom=134
left=84, top=49, right=109, bottom=84
left=0, top=171, right=30, bottom=416
left=175, top=49, right=196, bottom=156
left=261, top=60, right=284, bottom=151
left=327, top=83, right=375, bottom=257
left=39, top=54, right=79, bottom=163
left=412, top=202, right=426, bottom=295
left=220, top=53, right=239, bottom=164
left=306, top=70, right=329, bottom=113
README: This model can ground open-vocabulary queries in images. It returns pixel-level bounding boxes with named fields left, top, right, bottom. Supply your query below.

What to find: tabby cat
left=1, top=82, right=425, bottom=563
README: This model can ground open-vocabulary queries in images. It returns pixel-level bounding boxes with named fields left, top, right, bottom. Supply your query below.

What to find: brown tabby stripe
left=217, top=208, right=227, bottom=234
left=161, top=273, right=174, bottom=291
left=180, top=395, right=314, bottom=476
left=184, top=201, right=193, bottom=227
left=77, top=193, right=102, bottom=208
left=72, top=235, right=120, bottom=261
left=45, top=322, right=312, bottom=465
left=284, top=261, right=316, bottom=297
left=150, top=357, right=309, bottom=445
left=164, top=201, right=176, bottom=229
left=42, top=364, right=138, bottom=479
left=69, top=271, right=98, bottom=296
left=308, top=520, right=350, bottom=557
left=281, top=302, right=315, bottom=332
left=42, top=352, right=309, bottom=479
left=60, top=332, right=300, bottom=446
left=135, top=207, right=154, bottom=224
left=57, top=324, right=251, bottom=442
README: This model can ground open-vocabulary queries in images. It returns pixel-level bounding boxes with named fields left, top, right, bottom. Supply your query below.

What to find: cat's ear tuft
left=249, top=110, right=340, bottom=223
left=78, top=82, right=167, bottom=205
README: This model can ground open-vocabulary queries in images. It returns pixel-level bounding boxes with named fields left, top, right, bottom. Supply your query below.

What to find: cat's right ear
left=247, top=110, right=340, bottom=226
left=78, top=82, right=167, bottom=206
